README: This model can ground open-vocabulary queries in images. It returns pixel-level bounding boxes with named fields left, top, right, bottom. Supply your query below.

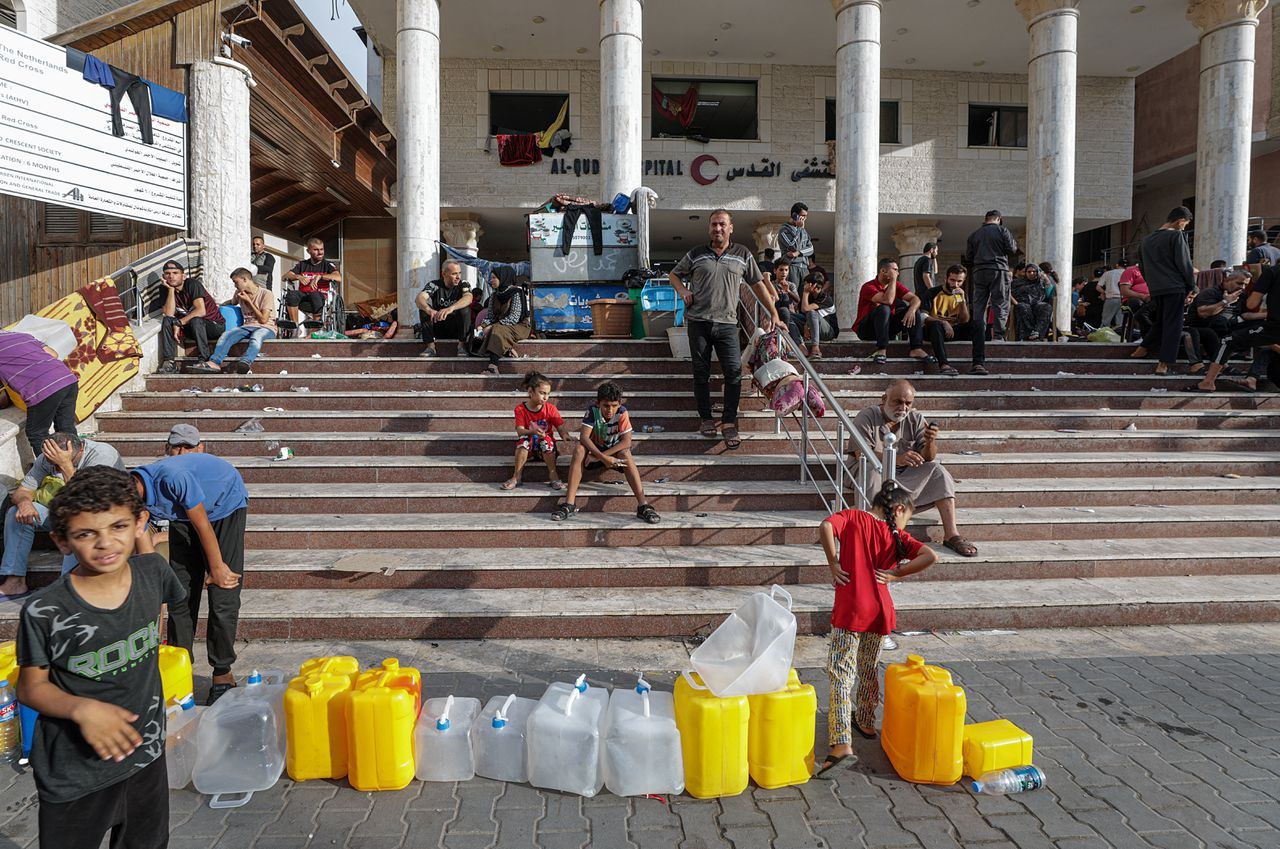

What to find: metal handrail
left=737, top=286, right=896, bottom=513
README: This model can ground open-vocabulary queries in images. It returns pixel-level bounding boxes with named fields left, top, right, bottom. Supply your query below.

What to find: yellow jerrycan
left=347, top=659, right=421, bottom=791
left=881, top=655, right=966, bottom=785
left=285, top=656, right=360, bottom=781
left=747, top=668, right=817, bottom=789
left=962, top=719, right=1033, bottom=780
left=0, top=641, right=18, bottom=687
left=674, top=671, right=750, bottom=798
left=158, top=645, right=194, bottom=706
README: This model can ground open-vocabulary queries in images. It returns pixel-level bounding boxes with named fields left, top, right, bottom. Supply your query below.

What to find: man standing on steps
left=964, top=210, right=1019, bottom=342
left=850, top=380, right=978, bottom=558
left=777, top=202, right=814, bottom=291
left=1132, top=207, right=1196, bottom=376
left=670, top=210, right=780, bottom=450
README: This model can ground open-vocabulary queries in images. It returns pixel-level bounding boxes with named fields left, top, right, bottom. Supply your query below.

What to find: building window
left=39, top=205, right=132, bottom=245
left=0, top=1, right=16, bottom=29
left=652, top=79, right=758, bottom=141
left=488, top=92, right=569, bottom=137
left=967, top=104, right=1028, bottom=148
left=825, top=99, right=900, bottom=144
left=1072, top=225, right=1112, bottom=269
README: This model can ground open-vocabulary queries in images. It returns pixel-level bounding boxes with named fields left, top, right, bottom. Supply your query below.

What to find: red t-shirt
left=854, top=279, right=911, bottom=329
left=515, top=401, right=564, bottom=447
left=1119, top=265, right=1148, bottom=297
left=825, top=509, right=924, bottom=635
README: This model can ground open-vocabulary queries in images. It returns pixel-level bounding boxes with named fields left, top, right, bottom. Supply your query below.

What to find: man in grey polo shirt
left=669, top=209, right=781, bottom=449
left=0, top=432, right=126, bottom=598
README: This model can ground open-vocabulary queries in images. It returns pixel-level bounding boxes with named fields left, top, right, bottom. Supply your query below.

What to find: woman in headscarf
left=479, top=267, right=531, bottom=375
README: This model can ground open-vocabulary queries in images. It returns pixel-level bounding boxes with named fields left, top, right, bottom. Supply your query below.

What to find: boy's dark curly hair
left=596, top=381, right=623, bottom=402
left=48, top=466, right=145, bottom=538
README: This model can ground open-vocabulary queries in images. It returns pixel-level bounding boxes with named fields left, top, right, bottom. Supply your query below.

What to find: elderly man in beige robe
left=851, top=379, right=978, bottom=557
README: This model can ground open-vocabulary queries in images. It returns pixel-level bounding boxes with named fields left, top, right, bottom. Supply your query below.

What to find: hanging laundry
left=560, top=205, right=604, bottom=256
left=497, top=134, right=541, bottom=166
left=539, top=128, right=572, bottom=156
left=653, top=84, right=698, bottom=129
left=81, top=54, right=114, bottom=86
left=534, top=98, right=569, bottom=149
left=142, top=79, right=188, bottom=123
left=79, top=53, right=155, bottom=144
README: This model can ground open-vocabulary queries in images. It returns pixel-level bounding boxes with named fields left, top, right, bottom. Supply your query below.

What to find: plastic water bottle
left=0, top=679, right=19, bottom=764
left=970, top=765, right=1046, bottom=794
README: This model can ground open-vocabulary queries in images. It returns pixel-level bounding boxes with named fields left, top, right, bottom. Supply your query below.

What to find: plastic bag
left=689, top=585, right=797, bottom=697
left=1086, top=327, right=1121, bottom=343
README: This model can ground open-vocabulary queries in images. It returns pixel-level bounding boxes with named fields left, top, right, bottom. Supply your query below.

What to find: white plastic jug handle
left=497, top=694, right=516, bottom=723
left=770, top=584, right=794, bottom=611
left=642, top=690, right=651, bottom=719
left=208, top=791, right=254, bottom=809
left=563, top=687, right=580, bottom=717
left=681, top=670, right=708, bottom=691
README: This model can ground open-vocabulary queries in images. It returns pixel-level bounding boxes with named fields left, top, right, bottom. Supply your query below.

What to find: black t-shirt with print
left=17, top=554, right=186, bottom=803
left=1257, top=266, right=1280, bottom=328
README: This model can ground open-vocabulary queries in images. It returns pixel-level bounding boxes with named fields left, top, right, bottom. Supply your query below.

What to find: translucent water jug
left=192, top=670, right=287, bottom=808
left=602, top=676, right=684, bottom=797
left=416, top=695, right=481, bottom=782
left=526, top=674, right=610, bottom=797
left=689, top=586, right=797, bottom=697
left=166, top=694, right=203, bottom=789
left=471, top=694, right=537, bottom=783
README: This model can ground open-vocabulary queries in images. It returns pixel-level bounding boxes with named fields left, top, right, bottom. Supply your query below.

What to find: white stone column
left=188, top=61, right=251, bottom=303
left=396, top=0, right=441, bottom=327
left=441, top=216, right=484, bottom=291
left=832, top=0, right=881, bottom=331
left=599, top=0, right=643, bottom=202
left=891, top=220, right=941, bottom=277
left=1189, top=0, right=1268, bottom=267
left=752, top=218, right=788, bottom=259
left=19, top=0, right=58, bottom=37
left=1017, top=0, right=1079, bottom=335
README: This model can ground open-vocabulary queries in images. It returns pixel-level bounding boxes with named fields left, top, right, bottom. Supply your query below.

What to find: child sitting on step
left=550, top=380, right=660, bottom=524
left=502, top=371, right=573, bottom=491
left=813, top=480, right=935, bottom=779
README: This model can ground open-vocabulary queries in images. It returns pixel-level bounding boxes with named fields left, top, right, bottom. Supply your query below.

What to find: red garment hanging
left=653, top=84, right=698, bottom=129
left=497, top=134, right=542, bottom=166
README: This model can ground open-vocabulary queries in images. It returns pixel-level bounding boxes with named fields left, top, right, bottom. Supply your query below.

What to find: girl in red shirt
left=502, top=371, right=572, bottom=491
left=815, top=481, right=936, bottom=777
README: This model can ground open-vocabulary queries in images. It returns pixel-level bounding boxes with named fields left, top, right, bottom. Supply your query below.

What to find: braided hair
left=871, top=480, right=915, bottom=562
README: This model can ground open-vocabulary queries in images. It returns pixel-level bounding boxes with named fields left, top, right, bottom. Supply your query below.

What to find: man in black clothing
left=249, top=235, right=275, bottom=289
left=282, top=237, right=341, bottom=333
left=1246, top=230, right=1280, bottom=266
left=922, top=265, right=987, bottom=376
left=1132, top=207, right=1195, bottom=374
left=416, top=260, right=474, bottom=356
left=1011, top=262, right=1053, bottom=341
left=912, top=242, right=938, bottom=302
left=1197, top=265, right=1280, bottom=392
left=157, top=260, right=224, bottom=373
left=963, top=210, right=1019, bottom=342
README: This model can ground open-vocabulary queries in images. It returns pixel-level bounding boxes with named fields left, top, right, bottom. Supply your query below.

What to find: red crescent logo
left=691, top=154, right=719, bottom=186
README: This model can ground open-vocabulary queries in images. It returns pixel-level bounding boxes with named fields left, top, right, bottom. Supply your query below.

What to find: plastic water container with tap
left=192, top=670, right=287, bottom=808
left=526, top=674, right=610, bottom=797
left=416, top=695, right=482, bottom=782
left=165, top=693, right=203, bottom=789
left=602, top=675, right=684, bottom=797
left=471, top=694, right=536, bottom=783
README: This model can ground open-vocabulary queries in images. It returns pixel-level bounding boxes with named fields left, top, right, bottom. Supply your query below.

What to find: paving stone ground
left=3, top=625, right=1280, bottom=849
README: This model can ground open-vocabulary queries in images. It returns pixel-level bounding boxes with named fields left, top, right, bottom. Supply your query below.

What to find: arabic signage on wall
left=0, top=24, right=187, bottom=228
left=545, top=154, right=834, bottom=185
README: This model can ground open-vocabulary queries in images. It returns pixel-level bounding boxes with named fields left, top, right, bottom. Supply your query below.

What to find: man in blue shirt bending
left=132, top=424, right=249, bottom=704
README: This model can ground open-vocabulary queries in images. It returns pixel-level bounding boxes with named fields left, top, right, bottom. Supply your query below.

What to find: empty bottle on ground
left=970, top=765, right=1046, bottom=794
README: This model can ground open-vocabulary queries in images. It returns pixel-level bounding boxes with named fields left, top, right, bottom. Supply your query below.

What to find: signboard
left=528, top=212, right=639, bottom=282
left=0, top=24, right=187, bottom=228
left=533, top=283, right=630, bottom=333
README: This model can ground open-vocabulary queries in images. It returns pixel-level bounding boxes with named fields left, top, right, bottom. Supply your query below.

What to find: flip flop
left=813, top=753, right=857, bottom=779
left=548, top=480, right=566, bottom=491
left=722, top=424, right=741, bottom=450
left=1181, top=384, right=1216, bottom=393
left=500, top=479, right=521, bottom=490
left=944, top=535, right=978, bottom=557
left=699, top=420, right=720, bottom=439
left=1221, top=380, right=1257, bottom=393
left=0, top=590, right=32, bottom=603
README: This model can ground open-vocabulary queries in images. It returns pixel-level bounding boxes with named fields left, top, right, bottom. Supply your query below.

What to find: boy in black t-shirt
left=157, top=260, right=225, bottom=373
left=17, top=466, right=185, bottom=849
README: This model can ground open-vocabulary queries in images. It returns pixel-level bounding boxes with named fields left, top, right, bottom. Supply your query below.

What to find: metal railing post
left=882, top=431, right=898, bottom=485
left=835, top=422, right=846, bottom=512
left=857, top=454, right=869, bottom=511
left=799, top=373, right=810, bottom=484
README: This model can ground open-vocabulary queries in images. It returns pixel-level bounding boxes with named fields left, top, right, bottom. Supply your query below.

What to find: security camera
left=222, top=32, right=251, bottom=49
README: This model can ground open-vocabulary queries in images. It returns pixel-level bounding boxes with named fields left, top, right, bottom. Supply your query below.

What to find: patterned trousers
left=826, top=627, right=884, bottom=746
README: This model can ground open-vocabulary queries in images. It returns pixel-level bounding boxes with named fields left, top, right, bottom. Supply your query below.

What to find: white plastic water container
left=526, top=674, right=610, bottom=797
left=471, top=694, right=537, bottom=783
left=602, top=676, right=685, bottom=797
left=192, top=670, right=287, bottom=808
left=415, top=695, right=482, bottom=782
left=165, top=693, right=204, bottom=790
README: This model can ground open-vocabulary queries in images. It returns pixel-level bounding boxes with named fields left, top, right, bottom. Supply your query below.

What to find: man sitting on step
left=415, top=260, right=474, bottom=357
left=850, top=380, right=978, bottom=558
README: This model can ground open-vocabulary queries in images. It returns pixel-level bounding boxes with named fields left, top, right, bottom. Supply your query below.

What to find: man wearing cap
left=963, top=210, right=1019, bottom=342
left=133, top=424, right=249, bottom=704
left=157, top=261, right=225, bottom=374
left=0, top=432, right=125, bottom=600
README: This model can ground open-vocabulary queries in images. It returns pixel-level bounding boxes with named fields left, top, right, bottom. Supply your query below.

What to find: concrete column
left=891, top=220, right=941, bottom=276
left=1017, top=0, right=1079, bottom=335
left=440, top=216, right=485, bottom=291
left=1189, top=0, right=1268, bottom=267
left=832, top=0, right=881, bottom=331
left=188, top=61, right=251, bottom=303
left=752, top=217, right=788, bottom=259
left=599, top=0, right=643, bottom=202
left=18, top=0, right=58, bottom=38
left=396, top=0, right=441, bottom=327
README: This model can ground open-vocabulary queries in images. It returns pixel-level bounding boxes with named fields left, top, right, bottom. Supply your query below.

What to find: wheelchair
left=278, top=278, right=345, bottom=339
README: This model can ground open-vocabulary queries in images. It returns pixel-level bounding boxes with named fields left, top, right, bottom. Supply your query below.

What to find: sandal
left=944, top=535, right=979, bottom=557
left=548, top=479, right=566, bottom=491
left=911, top=354, right=937, bottom=364
left=699, top=419, right=719, bottom=439
left=722, top=424, right=741, bottom=450
left=969, top=364, right=989, bottom=376
left=500, top=478, right=521, bottom=491
left=870, top=353, right=888, bottom=365
left=551, top=502, right=579, bottom=521
left=939, top=365, right=960, bottom=376
left=234, top=360, right=252, bottom=375
left=814, top=753, right=857, bottom=779
left=187, top=363, right=220, bottom=374
left=809, top=346, right=823, bottom=359
left=636, top=503, right=661, bottom=524
left=484, top=364, right=500, bottom=376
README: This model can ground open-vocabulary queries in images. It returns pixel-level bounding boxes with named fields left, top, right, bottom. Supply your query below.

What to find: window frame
left=651, top=77, right=760, bottom=142
left=824, top=98, right=900, bottom=145
left=966, top=103, right=1029, bottom=149
left=39, top=205, right=133, bottom=246
left=487, top=91, right=571, bottom=138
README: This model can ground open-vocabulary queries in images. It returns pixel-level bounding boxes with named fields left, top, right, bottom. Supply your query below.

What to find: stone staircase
left=5, top=336, right=1279, bottom=640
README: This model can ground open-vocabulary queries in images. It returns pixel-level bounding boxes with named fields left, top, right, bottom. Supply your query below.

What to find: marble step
left=18, top=538, right=1277, bottom=591
left=7, top=575, right=1274, bottom=639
